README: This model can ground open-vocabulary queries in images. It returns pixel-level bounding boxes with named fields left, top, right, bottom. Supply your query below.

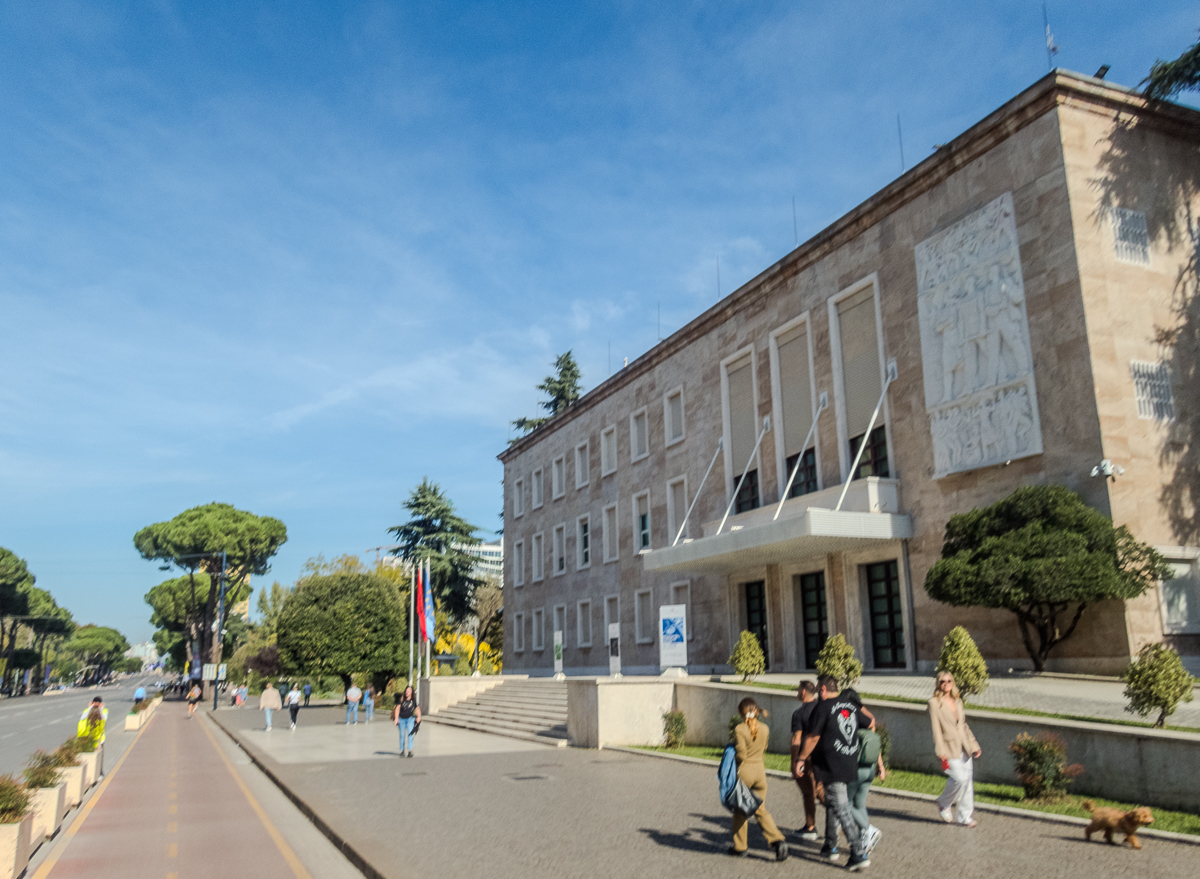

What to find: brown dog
left=1082, top=800, right=1154, bottom=849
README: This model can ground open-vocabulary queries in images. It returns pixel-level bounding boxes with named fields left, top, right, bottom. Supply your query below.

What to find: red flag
left=415, top=565, right=427, bottom=642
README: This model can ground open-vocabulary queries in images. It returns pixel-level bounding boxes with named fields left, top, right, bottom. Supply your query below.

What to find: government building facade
left=498, top=71, right=1200, bottom=677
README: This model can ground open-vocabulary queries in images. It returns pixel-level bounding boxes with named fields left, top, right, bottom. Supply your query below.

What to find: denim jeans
left=263, top=707, right=274, bottom=729
left=846, top=764, right=875, bottom=831
left=823, top=781, right=865, bottom=856
left=364, top=697, right=374, bottom=722
left=346, top=701, right=359, bottom=724
left=397, top=716, right=415, bottom=752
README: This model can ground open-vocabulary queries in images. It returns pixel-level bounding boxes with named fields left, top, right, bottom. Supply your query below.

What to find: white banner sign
left=659, top=605, right=688, bottom=670
left=553, top=630, right=563, bottom=674
left=608, top=622, right=621, bottom=676
left=201, top=663, right=217, bottom=681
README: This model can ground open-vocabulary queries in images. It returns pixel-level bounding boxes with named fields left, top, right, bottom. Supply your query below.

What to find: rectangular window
left=553, top=524, right=566, bottom=575
left=552, top=457, right=565, bottom=499
left=670, top=581, right=692, bottom=641
left=1112, top=207, right=1150, bottom=266
left=785, top=448, right=819, bottom=497
left=513, top=612, right=525, bottom=653
left=866, top=561, right=906, bottom=669
left=1160, top=558, right=1200, bottom=635
left=553, top=605, right=566, bottom=644
left=849, top=424, right=889, bottom=479
left=604, top=595, right=620, bottom=643
left=667, top=476, right=688, bottom=543
left=664, top=388, right=685, bottom=446
left=575, top=441, right=590, bottom=488
left=793, top=572, right=828, bottom=669
left=775, top=323, right=817, bottom=497
left=724, top=353, right=759, bottom=510
left=834, top=284, right=885, bottom=480
left=635, top=589, right=654, bottom=643
left=633, top=491, right=651, bottom=551
left=743, top=581, right=769, bottom=670
left=577, top=599, right=593, bottom=647
left=532, top=608, right=544, bottom=652
left=601, top=425, right=617, bottom=476
left=532, top=468, right=544, bottom=509
left=577, top=516, right=590, bottom=569
left=513, top=539, right=525, bottom=587
left=1131, top=360, right=1176, bottom=421
left=513, top=478, right=524, bottom=517
left=531, top=532, right=544, bottom=582
left=630, top=408, right=649, bottom=462
left=603, top=503, right=619, bottom=562
left=734, top=469, right=760, bottom=514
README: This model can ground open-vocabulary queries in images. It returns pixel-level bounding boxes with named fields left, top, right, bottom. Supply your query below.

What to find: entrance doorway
left=793, top=572, right=828, bottom=669
left=866, top=561, right=905, bottom=669
left=743, top=581, right=769, bottom=670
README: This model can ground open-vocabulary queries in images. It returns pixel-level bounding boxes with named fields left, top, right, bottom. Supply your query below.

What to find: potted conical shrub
left=0, top=775, right=33, bottom=879
left=52, top=740, right=84, bottom=808
left=22, top=753, right=66, bottom=848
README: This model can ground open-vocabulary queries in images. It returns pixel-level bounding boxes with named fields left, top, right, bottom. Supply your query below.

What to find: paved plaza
left=212, top=704, right=1197, bottom=879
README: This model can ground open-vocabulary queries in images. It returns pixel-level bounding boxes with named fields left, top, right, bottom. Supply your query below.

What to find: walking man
left=259, top=681, right=282, bottom=732
left=790, top=680, right=820, bottom=841
left=286, top=683, right=302, bottom=730
left=796, top=674, right=872, bottom=871
left=302, top=681, right=312, bottom=707
left=345, top=682, right=362, bottom=725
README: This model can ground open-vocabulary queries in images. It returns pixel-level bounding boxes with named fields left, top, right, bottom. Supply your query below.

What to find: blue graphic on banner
left=662, top=618, right=685, bottom=643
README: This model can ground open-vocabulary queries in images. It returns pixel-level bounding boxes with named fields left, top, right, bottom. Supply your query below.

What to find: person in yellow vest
left=78, top=697, right=109, bottom=778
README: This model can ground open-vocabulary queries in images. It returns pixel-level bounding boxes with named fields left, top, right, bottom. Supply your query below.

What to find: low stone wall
left=567, top=678, right=676, bottom=749
left=419, top=674, right=524, bottom=716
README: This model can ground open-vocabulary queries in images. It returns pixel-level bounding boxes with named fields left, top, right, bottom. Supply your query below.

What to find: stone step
left=442, top=704, right=566, bottom=727
left=455, top=693, right=567, bottom=711
left=436, top=706, right=567, bottom=736
left=425, top=713, right=569, bottom=748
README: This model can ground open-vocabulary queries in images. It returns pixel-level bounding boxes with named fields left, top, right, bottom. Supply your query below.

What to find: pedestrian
left=286, top=683, right=302, bottom=730
left=796, top=674, right=871, bottom=871
left=393, top=684, right=420, bottom=757
left=729, top=697, right=788, bottom=861
left=928, top=671, right=981, bottom=827
left=239, top=684, right=248, bottom=706
left=789, top=680, right=820, bottom=841
left=133, top=685, right=146, bottom=707
left=78, top=697, right=108, bottom=778
left=302, top=681, right=312, bottom=707
left=186, top=682, right=203, bottom=718
left=259, top=681, right=282, bottom=731
left=364, top=684, right=376, bottom=723
left=345, top=682, right=362, bottom=724
left=844, top=693, right=885, bottom=853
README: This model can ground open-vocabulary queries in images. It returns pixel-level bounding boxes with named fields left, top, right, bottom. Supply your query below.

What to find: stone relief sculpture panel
left=915, top=191, right=1043, bottom=477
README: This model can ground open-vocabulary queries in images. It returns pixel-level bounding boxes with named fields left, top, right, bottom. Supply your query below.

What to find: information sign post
left=658, top=605, right=688, bottom=676
left=607, top=622, right=621, bottom=678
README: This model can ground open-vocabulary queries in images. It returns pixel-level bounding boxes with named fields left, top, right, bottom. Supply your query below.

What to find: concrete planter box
left=0, top=815, right=33, bottom=879
left=29, top=784, right=67, bottom=846
left=124, top=712, right=142, bottom=731
left=567, top=678, right=676, bottom=748
left=56, top=766, right=83, bottom=808
left=77, top=751, right=99, bottom=789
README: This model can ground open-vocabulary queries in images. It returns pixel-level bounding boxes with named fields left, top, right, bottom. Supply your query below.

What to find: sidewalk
left=31, top=701, right=357, bottom=879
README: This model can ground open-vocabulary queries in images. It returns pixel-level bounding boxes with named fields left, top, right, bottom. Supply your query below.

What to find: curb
left=606, top=746, right=1200, bottom=847
left=205, top=711, right=386, bottom=879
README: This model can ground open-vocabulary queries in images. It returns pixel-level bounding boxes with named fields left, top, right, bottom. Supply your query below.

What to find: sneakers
left=289, top=722, right=296, bottom=730
left=820, top=844, right=840, bottom=862
left=726, top=847, right=748, bottom=858
left=938, top=806, right=954, bottom=823
left=773, top=841, right=789, bottom=862
left=864, top=825, right=882, bottom=853
left=795, top=827, right=820, bottom=842
left=406, top=751, right=414, bottom=758
left=846, top=853, right=871, bottom=872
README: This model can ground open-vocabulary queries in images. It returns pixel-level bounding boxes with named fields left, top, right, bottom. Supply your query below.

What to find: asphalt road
left=0, top=674, right=159, bottom=776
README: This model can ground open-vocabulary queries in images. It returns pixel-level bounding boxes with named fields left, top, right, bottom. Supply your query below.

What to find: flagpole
left=408, top=558, right=416, bottom=686
left=425, top=557, right=432, bottom=678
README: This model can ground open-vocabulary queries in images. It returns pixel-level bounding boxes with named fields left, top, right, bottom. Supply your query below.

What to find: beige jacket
left=734, top=721, right=769, bottom=765
left=928, top=695, right=979, bottom=761
left=259, top=687, right=283, bottom=711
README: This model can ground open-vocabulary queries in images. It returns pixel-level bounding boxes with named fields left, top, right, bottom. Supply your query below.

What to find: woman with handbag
left=928, top=672, right=981, bottom=827
left=730, top=697, right=788, bottom=860
left=393, top=685, right=420, bottom=758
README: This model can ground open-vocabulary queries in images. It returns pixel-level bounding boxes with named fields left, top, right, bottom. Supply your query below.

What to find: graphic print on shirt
left=833, top=700, right=859, bottom=756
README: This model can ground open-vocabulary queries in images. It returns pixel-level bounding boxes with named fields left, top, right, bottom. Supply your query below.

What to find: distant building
left=125, top=642, right=160, bottom=671
left=462, top=540, right=504, bottom=581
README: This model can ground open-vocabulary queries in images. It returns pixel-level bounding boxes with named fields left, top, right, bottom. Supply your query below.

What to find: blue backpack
left=718, top=744, right=738, bottom=806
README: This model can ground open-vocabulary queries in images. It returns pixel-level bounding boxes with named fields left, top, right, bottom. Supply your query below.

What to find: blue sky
left=1, top=1, right=1194, bottom=644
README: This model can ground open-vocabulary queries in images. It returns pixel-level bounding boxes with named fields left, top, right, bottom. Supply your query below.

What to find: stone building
left=498, top=71, right=1200, bottom=677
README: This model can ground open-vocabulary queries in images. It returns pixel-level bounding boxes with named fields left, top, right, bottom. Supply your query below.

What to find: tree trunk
left=1016, top=602, right=1089, bottom=672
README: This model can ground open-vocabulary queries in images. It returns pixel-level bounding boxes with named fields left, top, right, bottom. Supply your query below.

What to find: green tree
left=512, top=351, right=583, bottom=436
left=134, top=503, right=286, bottom=683
left=925, top=485, right=1172, bottom=672
left=21, top=586, right=74, bottom=692
left=144, top=573, right=214, bottom=676
left=936, top=626, right=990, bottom=697
left=275, top=570, right=407, bottom=692
left=0, top=547, right=34, bottom=682
left=389, top=479, right=483, bottom=623
left=1143, top=30, right=1200, bottom=101
left=815, top=633, right=863, bottom=689
left=1122, top=642, right=1196, bottom=727
left=469, top=577, right=503, bottom=674
left=254, top=581, right=292, bottom=643
left=728, top=630, right=765, bottom=680
left=63, top=625, right=130, bottom=684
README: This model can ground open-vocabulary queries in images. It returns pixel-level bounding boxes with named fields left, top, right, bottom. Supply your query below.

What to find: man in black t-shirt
left=797, top=674, right=870, bottom=871
left=789, top=680, right=820, bottom=840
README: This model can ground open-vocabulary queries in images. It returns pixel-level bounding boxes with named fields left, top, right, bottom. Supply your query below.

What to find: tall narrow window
left=837, top=286, right=886, bottom=479
left=513, top=540, right=525, bottom=587
left=553, top=605, right=566, bottom=644
left=531, top=533, right=544, bottom=581
left=866, top=561, right=905, bottom=669
left=775, top=323, right=818, bottom=496
left=664, top=388, right=685, bottom=445
left=630, top=409, right=649, bottom=461
left=575, top=441, right=590, bottom=487
left=635, top=589, right=654, bottom=643
left=633, top=492, right=651, bottom=551
left=603, top=503, right=618, bottom=562
left=604, top=595, right=620, bottom=642
left=744, top=581, right=769, bottom=670
left=532, top=469, right=544, bottom=509
left=670, top=581, right=692, bottom=641
left=577, top=600, right=593, bottom=647
left=793, top=572, right=828, bottom=669
left=725, top=354, right=759, bottom=511
left=513, top=612, right=525, bottom=653
left=667, top=476, right=688, bottom=543
left=552, top=457, right=565, bottom=499
left=785, top=449, right=819, bottom=497
left=1111, top=208, right=1150, bottom=265
left=601, top=425, right=617, bottom=475
left=532, top=608, right=544, bottom=651
left=553, top=525, right=566, bottom=575
left=577, top=516, right=590, bottom=569
left=513, top=478, right=524, bottom=517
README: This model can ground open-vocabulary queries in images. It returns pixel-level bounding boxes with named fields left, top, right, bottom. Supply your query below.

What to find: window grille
left=1112, top=208, right=1150, bottom=266
left=1131, top=360, right=1175, bottom=421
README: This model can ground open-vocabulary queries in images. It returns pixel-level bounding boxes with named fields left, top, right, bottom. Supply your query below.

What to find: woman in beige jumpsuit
left=730, top=697, right=789, bottom=860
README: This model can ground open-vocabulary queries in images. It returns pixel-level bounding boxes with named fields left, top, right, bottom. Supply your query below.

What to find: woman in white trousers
left=928, top=672, right=982, bottom=827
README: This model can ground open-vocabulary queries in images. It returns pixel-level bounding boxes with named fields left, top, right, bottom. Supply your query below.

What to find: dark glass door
left=793, top=572, right=828, bottom=669
left=744, top=581, right=769, bottom=670
left=866, top=561, right=905, bottom=668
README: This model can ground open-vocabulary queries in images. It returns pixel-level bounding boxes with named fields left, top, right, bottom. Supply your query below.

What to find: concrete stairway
left=426, top=679, right=569, bottom=747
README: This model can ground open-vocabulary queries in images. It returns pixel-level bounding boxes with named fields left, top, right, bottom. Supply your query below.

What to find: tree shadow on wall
left=1090, top=113, right=1200, bottom=546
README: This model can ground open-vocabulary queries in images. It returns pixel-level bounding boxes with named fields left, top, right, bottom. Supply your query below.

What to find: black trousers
left=289, top=704, right=300, bottom=725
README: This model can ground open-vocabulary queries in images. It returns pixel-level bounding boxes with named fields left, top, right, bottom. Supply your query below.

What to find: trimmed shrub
left=73, top=733, right=99, bottom=754
left=815, top=634, right=863, bottom=689
left=728, top=630, right=765, bottom=681
left=728, top=714, right=742, bottom=744
left=1009, top=732, right=1083, bottom=800
left=52, top=738, right=83, bottom=768
left=0, top=775, right=31, bottom=823
left=936, top=626, right=990, bottom=697
left=23, top=752, right=60, bottom=790
left=662, top=711, right=687, bottom=748
left=1122, top=642, right=1196, bottom=728
left=876, top=722, right=892, bottom=770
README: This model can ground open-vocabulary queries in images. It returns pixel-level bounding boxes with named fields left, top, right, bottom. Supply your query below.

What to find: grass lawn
left=632, top=745, right=1200, bottom=836
left=740, top=681, right=1200, bottom=734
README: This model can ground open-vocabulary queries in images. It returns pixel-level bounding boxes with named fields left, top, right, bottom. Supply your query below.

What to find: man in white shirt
left=286, top=684, right=302, bottom=730
left=346, top=684, right=362, bottom=725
